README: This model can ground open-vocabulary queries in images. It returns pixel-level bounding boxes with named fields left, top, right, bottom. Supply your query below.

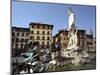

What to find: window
left=68, top=53, right=70, bottom=56
left=26, top=33, right=29, bottom=36
left=37, top=25, right=40, bottom=29
left=21, top=44, right=23, bottom=49
left=42, top=31, right=45, bottom=35
left=47, top=31, right=50, bottom=35
left=16, top=29, right=19, bottom=32
left=31, top=31, right=34, bottom=34
left=42, top=36, right=45, bottom=40
left=32, top=25, right=34, bottom=28
left=43, top=26, right=45, bottom=29
left=47, top=36, right=50, bottom=40
left=16, top=44, right=18, bottom=48
left=37, top=31, right=40, bottom=34
left=12, top=32, right=15, bottom=36
left=47, top=26, right=50, bottom=29
left=32, top=36, right=34, bottom=40
left=17, top=33, right=20, bottom=36
left=16, top=38, right=19, bottom=42
left=25, top=39, right=28, bottom=43
left=20, top=39, right=24, bottom=42
left=22, top=33, right=24, bottom=36
left=37, top=36, right=40, bottom=40
left=30, top=36, right=34, bottom=40
left=30, top=36, right=32, bottom=40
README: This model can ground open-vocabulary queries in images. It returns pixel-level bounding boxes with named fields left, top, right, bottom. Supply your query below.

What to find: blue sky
left=12, top=1, right=96, bottom=37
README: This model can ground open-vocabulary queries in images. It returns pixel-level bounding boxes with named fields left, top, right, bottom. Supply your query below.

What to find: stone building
left=77, top=30, right=87, bottom=48
left=53, top=29, right=96, bottom=64
left=29, top=23, right=53, bottom=48
left=93, top=38, right=96, bottom=50
left=12, top=23, right=53, bottom=56
left=86, top=34, right=93, bottom=50
left=12, top=27, right=29, bottom=56
left=53, top=29, right=88, bottom=49
left=86, top=35, right=96, bottom=62
left=53, top=30, right=68, bottom=49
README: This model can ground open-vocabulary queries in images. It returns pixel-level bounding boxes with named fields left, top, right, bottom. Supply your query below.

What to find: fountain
left=61, top=7, right=89, bottom=65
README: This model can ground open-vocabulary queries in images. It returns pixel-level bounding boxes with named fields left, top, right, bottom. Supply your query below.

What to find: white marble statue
left=68, top=7, right=75, bottom=30
left=67, top=7, right=78, bottom=49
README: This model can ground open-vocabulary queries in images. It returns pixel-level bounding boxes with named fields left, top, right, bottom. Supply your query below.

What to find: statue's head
left=68, top=7, right=73, bottom=15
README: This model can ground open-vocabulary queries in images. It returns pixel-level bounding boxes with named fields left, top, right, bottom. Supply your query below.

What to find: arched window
left=37, top=31, right=40, bottom=34
left=47, top=36, right=50, bottom=40
left=30, top=36, right=32, bottom=40
left=37, top=36, right=40, bottom=40
left=30, top=36, right=34, bottom=40
left=26, top=33, right=29, bottom=36
left=20, top=39, right=24, bottom=42
left=47, top=26, right=50, bottom=29
left=21, top=44, right=24, bottom=49
left=32, top=25, right=34, bottom=28
left=17, top=33, right=20, bottom=36
left=43, top=26, right=45, bottom=29
left=37, top=25, right=40, bottom=29
left=31, top=30, right=34, bottom=34
left=16, top=44, right=18, bottom=48
left=25, top=39, right=28, bottom=43
left=22, top=33, right=24, bottom=36
left=42, top=36, right=45, bottom=40
left=42, top=31, right=45, bottom=35
left=47, top=31, right=50, bottom=35
left=32, top=36, right=34, bottom=40
left=16, top=38, right=19, bottom=42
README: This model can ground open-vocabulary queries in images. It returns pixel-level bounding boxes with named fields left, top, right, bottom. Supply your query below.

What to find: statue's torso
left=69, top=13, right=75, bottom=29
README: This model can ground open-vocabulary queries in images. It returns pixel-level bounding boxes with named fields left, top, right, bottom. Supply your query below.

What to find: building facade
left=53, top=29, right=96, bottom=64
left=12, top=27, right=29, bottom=50
left=12, top=23, right=53, bottom=56
left=29, top=23, right=53, bottom=48
left=53, top=29, right=96, bottom=51
left=12, top=27, right=29, bottom=56
left=77, top=30, right=87, bottom=48
left=86, top=34, right=93, bottom=50
left=53, top=30, right=68, bottom=49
